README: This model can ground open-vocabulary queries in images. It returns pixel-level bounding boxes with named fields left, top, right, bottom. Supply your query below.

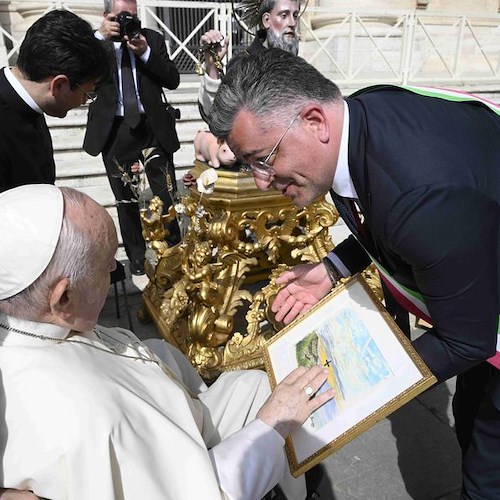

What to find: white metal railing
left=299, top=7, right=500, bottom=87
left=0, top=1, right=499, bottom=90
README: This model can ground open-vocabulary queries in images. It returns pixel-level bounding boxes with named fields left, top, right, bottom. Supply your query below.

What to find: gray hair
left=209, top=48, right=342, bottom=140
left=0, top=188, right=100, bottom=319
left=104, top=0, right=113, bottom=13
left=104, top=0, right=137, bottom=14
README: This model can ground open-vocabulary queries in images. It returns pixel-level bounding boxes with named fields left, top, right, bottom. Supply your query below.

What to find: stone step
left=55, top=153, right=104, bottom=178
left=47, top=100, right=203, bottom=129
left=50, top=114, right=205, bottom=146
left=54, top=142, right=198, bottom=173
left=49, top=76, right=203, bottom=263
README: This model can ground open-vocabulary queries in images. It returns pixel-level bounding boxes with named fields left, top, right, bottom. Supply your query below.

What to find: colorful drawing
left=265, top=276, right=436, bottom=477
left=294, top=307, right=393, bottom=429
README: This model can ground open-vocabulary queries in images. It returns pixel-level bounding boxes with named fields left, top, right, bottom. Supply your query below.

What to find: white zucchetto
left=0, top=184, right=64, bottom=300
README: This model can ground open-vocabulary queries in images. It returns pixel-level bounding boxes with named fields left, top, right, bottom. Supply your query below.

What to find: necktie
left=121, top=44, right=140, bottom=129
left=330, top=191, right=366, bottom=239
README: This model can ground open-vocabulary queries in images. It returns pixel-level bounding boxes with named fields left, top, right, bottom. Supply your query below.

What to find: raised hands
left=98, top=13, right=147, bottom=56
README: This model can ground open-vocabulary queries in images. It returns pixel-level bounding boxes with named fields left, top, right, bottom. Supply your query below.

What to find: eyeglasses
left=240, top=110, right=300, bottom=180
left=75, top=83, right=97, bottom=103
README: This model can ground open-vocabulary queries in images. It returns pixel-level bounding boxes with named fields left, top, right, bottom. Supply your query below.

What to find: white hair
left=0, top=188, right=98, bottom=320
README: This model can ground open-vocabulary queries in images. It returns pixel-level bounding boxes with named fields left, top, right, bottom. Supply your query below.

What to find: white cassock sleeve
left=208, top=419, right=285, bottom=500
left=198, top=73, right=221, bottom=118
left=145, top=339, right=294, bottom=500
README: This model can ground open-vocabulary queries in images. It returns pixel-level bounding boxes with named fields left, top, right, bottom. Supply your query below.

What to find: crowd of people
left=0, top=0, right=498, bottom=499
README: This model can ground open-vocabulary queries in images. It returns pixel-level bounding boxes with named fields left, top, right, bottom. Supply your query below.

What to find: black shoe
left=305, top=464, right=323, bottom=499
left=129, top=259, right=145, bottom=276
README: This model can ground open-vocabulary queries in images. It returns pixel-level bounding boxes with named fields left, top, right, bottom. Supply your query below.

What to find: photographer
left=83, top=0, right=181, bottom=278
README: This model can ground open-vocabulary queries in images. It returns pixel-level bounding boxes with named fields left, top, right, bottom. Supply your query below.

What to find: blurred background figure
left=84, top=0, right=181, bottom=277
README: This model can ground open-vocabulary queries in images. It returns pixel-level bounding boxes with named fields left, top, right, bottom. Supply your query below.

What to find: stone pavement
left=99, top=261, right=463, bottom=500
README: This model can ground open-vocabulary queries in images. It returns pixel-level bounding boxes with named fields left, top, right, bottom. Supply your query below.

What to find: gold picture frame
left=263, top=275, right=437, bottom=477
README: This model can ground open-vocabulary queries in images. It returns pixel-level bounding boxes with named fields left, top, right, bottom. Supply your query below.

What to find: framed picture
left=263, top=275, right=437, bottom=477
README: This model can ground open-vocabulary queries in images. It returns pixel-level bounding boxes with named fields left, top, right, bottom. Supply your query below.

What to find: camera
left=112, top=11, right=141, bottom=41
left=165, top=103, right=181, bottom=120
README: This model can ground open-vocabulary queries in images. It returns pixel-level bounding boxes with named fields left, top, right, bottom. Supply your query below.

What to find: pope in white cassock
left=0, top=184, right=333, bottom=500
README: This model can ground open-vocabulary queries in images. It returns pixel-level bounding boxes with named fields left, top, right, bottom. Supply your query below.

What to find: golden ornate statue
left=140, top=163, right=383, bottom=380
left=140, top=163, right=340, bottom=379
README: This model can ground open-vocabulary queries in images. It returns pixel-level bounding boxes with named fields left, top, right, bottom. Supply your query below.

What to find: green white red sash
left=400, top=85, right=500, bottom=115
left=355, top=84, right=500, bottom=368
left=373, top=259, right=500, bottom=370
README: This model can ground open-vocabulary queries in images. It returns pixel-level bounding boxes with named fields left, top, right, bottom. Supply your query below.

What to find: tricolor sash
left=372, top=258, right=500, bottom=370
left=350, top=84, right=500, bottom=368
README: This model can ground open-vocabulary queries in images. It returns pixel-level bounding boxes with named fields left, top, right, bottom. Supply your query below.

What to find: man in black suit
left=84, top=0, right=181, bottom=277
left=0, top=10, right=109, bottom=192
left=209, top=49, right=500, bottom=499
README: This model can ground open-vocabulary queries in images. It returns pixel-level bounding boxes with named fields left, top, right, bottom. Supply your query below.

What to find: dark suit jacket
left=333, top=87, right=499, bottom=384
left=83, top=28, right=180, bottom=156
left=0, top=69, right=55, bottom=191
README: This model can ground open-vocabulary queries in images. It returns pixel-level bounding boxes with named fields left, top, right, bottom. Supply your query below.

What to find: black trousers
left=102, top=116, right=180, bottom=263
left=452, top=362, right=500, bottom=498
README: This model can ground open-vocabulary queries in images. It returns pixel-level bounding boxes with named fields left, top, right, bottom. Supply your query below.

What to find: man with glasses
left=209, top=48, right=500, bottom=499
left=84, top=0, right=182, bottom=278
left=0, top=9, right=109, bottom=192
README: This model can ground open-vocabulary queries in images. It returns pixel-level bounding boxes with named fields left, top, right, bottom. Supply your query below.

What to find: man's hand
left=0, top=489, right=43, bottom=500
left=98, top=13, right=121, bottom=40
left=199, top=30, right=228, bottom=79
left=271, top=263, right=333, bottom=325
left=97, top=14, right=148, bottom=57
left=124, top=34, right=148, bottom=58
left=256, top=365, right=335, bottom=438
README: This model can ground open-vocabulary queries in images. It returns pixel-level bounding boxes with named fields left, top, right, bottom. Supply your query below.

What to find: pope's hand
left=271, top=263, right=332, bottom=325
left=256, top=365, right=334, bottom=438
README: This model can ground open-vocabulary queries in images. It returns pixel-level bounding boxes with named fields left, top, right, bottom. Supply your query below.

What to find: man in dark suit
left=208, top=49, right=500, bottom=499
left=0, top=10, right=109, bottom=192
left=84, top=0, right=181, bottom=276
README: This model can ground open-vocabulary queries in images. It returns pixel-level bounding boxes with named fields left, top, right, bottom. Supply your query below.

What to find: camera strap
left=161, top=89, right=180, bottom=119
